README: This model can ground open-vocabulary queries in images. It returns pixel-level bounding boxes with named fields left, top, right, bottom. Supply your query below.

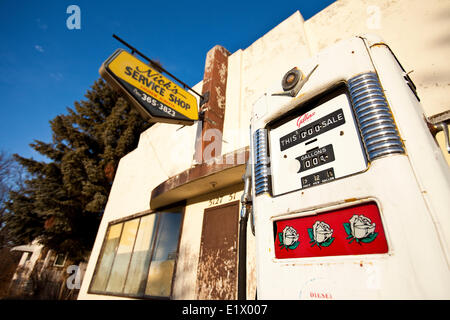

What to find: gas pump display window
left=268, top=87, right=367, bottom=196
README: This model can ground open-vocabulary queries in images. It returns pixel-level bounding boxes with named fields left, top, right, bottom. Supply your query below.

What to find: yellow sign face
left=100, top=49, right=198, bottom=124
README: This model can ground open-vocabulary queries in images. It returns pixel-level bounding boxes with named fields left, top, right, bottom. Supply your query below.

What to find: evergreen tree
left=5, top=78, right=150, bottom=262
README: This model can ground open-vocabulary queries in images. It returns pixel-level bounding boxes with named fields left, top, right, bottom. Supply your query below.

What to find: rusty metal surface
left=196, top=201, right=239, bottom=300
left=194, top=45, right=231, bottom=162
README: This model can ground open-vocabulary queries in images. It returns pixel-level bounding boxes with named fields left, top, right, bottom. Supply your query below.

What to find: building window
left=23, top=252, right=32, bottom=263
left=88, top=207, right=183, bottom=299
left=53, top=253, right=67, bottom=267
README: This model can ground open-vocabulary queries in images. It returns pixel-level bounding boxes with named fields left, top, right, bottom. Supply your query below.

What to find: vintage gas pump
left=249, top=34, right=450, bottom=299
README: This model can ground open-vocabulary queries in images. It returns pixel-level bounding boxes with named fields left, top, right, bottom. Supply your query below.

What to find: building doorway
left=196, top=201, right=239, bottom=299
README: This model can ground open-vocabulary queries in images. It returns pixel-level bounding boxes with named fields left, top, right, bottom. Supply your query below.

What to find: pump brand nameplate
left=268, top=89, right=367, bottom=195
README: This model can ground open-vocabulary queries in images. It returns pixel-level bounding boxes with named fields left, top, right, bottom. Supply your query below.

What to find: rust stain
left=219, top=62, right=227, bottom=84
left=215, top=86, right=225, bottom=109
left=196, top=202, right=239, bottom=300
left=198, top=45, right=230, bottom=160
left=196, top=244, right=236, bottom=300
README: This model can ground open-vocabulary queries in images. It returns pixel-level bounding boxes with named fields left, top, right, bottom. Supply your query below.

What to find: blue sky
left=0, top=0, right=335, bottom=162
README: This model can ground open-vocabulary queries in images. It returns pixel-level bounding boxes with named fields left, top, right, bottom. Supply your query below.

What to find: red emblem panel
left=274, top=202, right=388, bottom=259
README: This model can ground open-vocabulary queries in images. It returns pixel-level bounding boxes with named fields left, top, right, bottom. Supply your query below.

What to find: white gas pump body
left=250, top=35, right=450, bottom=299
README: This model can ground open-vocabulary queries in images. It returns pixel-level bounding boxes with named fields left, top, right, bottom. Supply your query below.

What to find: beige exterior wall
left=171, top=185, right=249, bottom=299
left=222, top=11, right=311, bottom=154
left=304, top=0, right=450, bottom=118
left=79, top=0, right=449, bottom=299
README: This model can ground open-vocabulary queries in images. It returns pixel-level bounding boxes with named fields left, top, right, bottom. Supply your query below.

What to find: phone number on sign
left=135, top=89, right=176, bottom=117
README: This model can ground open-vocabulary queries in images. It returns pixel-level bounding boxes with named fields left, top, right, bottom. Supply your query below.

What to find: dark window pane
left=145, top=211, right=182, bottom=297
left=90, top=223, right=123, bottom=292
left=106, top=219, right=139, bottom=293
left=123, top=215, right=158, bottom=295
left=54, top=253, right=66, bottom=266
left=89, top=208, right=183, bottom=298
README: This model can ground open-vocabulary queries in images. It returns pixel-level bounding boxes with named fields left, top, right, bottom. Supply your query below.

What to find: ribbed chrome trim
left=253, top=128, right=270, bottom=196
left=348, top=72, right=404, bottom=161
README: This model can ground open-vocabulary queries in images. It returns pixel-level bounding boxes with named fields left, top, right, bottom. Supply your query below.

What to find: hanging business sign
left=100, top=49, right=199, bottom=125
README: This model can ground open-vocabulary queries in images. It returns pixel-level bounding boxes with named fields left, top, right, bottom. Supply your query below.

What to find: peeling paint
left=196, top=248, right=236, bottom=300
left=215, top=86, right=225, bottom=109
left=219, top=63, right=227, bottom=84
left=195, top=202, right=239, bottom=300
left=204, top=54, right=214, bottom=75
